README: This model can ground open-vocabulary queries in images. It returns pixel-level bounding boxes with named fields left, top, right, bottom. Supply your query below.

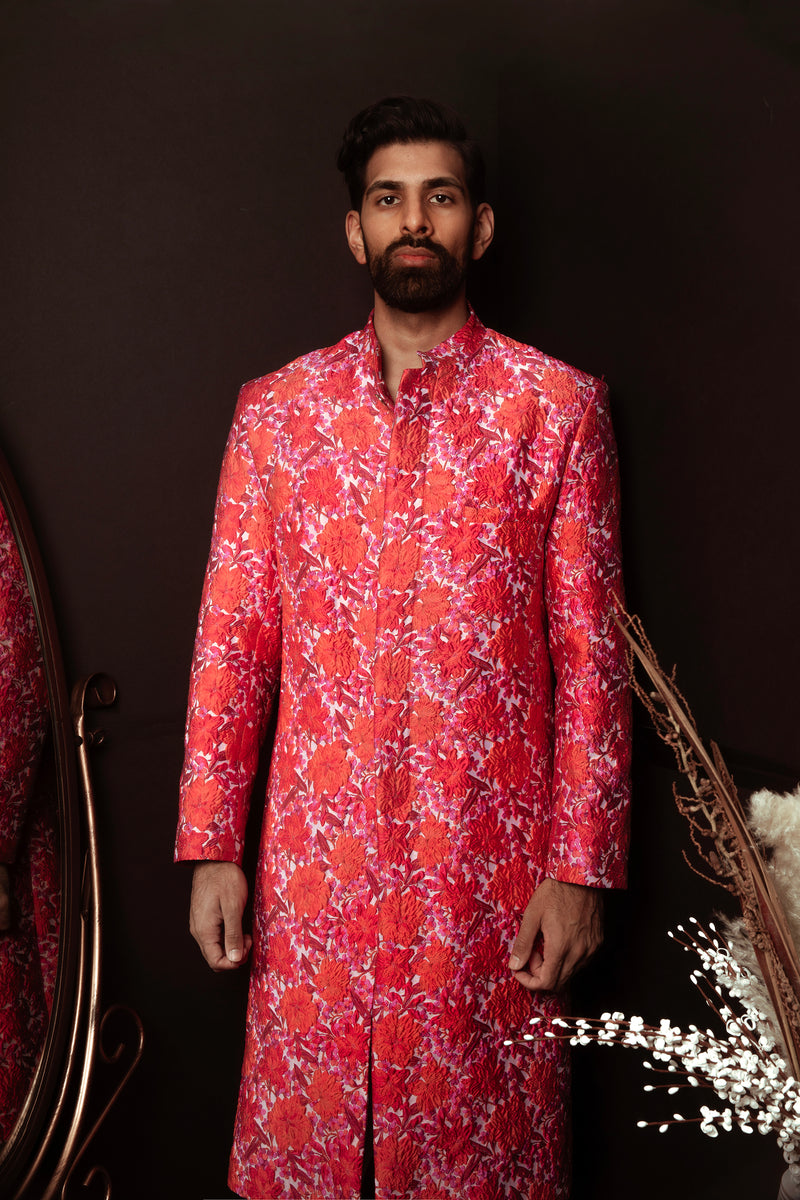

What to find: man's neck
left=372, top=293, right=469, bottom=401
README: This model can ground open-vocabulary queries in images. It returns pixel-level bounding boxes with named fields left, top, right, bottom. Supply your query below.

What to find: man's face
left=345, top=141, right=493, bottom=314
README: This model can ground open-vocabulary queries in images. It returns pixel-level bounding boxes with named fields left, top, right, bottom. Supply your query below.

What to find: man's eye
left=377, top=195, right=399, bottom=206
left=430, top=193, right=453, bottom=204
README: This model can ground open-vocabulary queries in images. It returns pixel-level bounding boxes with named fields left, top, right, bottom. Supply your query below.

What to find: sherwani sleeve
left=543, top=380, right=631, bottom=888
left=175, top=385, right=282, bottom=866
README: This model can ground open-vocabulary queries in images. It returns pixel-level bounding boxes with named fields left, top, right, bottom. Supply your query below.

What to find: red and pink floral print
left=177, top=311, right=630, bottom=1198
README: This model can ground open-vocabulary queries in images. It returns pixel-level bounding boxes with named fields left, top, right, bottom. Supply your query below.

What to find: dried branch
left=615, top=609, right=800, bottom=1078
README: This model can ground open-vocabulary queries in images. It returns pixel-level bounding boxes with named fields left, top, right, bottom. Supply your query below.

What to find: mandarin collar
left=352, top=307, right=487, bottom=380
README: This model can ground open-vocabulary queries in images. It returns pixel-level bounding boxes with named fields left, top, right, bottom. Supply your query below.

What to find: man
left=176, top=96, right=630, bottom=1200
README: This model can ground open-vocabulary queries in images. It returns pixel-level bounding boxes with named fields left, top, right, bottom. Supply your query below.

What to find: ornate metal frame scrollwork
left=0, top=446, right=143, bottom=1199
left=11, top=676, right=144, bottom=1200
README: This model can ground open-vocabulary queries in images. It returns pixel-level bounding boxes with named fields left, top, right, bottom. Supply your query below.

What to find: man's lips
left=393, top=247, right=437, bottom=263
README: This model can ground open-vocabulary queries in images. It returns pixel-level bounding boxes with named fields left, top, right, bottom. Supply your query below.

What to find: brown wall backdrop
left=2, top=1, right=799, bottom=1196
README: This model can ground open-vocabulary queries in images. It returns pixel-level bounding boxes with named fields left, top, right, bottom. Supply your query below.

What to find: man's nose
left=401, top=199, right=430, bottom=235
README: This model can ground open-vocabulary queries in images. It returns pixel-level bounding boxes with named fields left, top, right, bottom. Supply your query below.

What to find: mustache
left=386, top=235, right=449, bottom=260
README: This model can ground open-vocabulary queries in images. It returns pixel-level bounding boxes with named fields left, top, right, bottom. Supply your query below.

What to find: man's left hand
left=508, top=877, right=603, bottom=992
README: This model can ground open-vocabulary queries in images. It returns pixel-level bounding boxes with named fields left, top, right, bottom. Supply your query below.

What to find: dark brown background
left=2, top=1, right=799, bottom=1196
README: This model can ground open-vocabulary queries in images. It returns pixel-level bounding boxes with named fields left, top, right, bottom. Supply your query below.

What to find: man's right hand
left=189, top=861, right=252, bottom=971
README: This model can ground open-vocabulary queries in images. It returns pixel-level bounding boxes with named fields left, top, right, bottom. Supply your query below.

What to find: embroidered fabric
left=177, top=313, right=631, bottom=1198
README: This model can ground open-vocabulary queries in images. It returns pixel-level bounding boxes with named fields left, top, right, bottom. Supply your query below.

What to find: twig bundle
left=616, top=610, right=800, bottom=1077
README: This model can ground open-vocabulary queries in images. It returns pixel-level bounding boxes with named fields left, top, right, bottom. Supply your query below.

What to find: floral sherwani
left=176, top=310, right=631, bottom=1200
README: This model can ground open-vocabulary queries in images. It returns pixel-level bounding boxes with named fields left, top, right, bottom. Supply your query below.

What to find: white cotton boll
left=749, top=785, right=800, bottom=942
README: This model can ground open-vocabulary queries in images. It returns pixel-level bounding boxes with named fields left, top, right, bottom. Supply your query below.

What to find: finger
left=199, top=930, right=229, bottom=971
left=547, top=922, right=603, bottom=990
left=509, top=945, right=543, bottom=989
left=510, top=906, right=563, bottom=992
left=515, top=940, right=566, bottom=992
left=195, top=915, right=247, bottom=972
left=508, top=903, right=541, bottom=973
left=190, top=903, right=225, bottom=969
left=548, top=946, right=581, bottom=992
left=221, top=894, right=246, bottom=964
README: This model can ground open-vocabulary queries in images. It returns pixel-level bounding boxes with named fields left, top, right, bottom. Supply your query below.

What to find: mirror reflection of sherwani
left=176, top=310, right=631, bottom=1200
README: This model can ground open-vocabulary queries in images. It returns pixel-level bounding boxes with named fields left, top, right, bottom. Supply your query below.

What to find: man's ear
left=471, top=202, right=495, bottom=261
left=345, top=210, right=367, bottom=265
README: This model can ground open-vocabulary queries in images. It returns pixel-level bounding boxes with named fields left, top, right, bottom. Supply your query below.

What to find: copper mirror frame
left=0, top=447, right=143, bottom=1199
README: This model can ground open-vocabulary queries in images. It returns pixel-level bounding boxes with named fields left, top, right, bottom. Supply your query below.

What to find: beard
left=363, top=235, right=469, bottom=314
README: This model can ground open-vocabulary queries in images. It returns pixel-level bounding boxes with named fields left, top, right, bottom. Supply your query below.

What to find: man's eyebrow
left=424, top=176, right=466, bottom=192
left=364, top=178, right=403, bottom=196
left=364, top=175, right=466, bottom=197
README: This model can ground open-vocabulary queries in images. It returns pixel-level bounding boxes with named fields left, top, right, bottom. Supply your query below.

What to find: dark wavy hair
left=336, top=96, right=486, bottom=210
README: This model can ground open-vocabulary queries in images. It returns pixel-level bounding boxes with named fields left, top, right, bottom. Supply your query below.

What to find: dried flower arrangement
left=508, top=612, right=800, bottom=1198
